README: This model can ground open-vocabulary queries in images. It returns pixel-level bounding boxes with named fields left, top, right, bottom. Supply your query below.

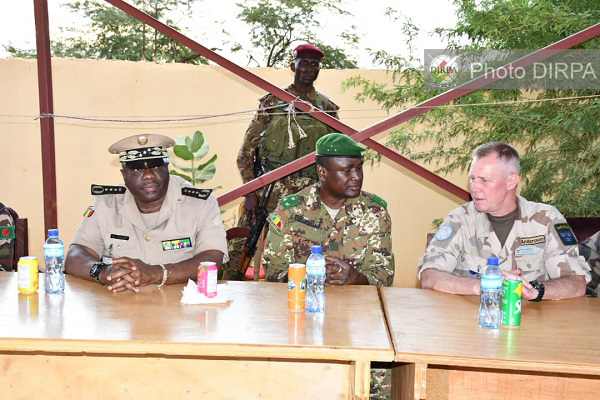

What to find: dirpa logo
left=430, top=55, right=459, bottom=87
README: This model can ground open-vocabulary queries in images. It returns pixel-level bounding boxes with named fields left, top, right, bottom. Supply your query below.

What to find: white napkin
left=180, top=279, right=230, bottom=305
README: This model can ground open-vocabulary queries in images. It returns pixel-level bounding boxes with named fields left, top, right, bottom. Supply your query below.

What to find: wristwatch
left=529, top=280, right=545, bottom=302
left=90, top=262, right=107, bottom=284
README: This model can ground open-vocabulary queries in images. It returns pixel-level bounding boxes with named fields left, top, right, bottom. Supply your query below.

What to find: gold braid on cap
left=119, top=146, right=168, bottom=162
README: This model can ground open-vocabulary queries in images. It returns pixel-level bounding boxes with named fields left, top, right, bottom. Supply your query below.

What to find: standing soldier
left=226, top=43, right=340, bottom=279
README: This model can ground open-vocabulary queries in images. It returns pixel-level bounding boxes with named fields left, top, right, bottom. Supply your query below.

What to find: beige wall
left=0, top=58, right=467, bottom=287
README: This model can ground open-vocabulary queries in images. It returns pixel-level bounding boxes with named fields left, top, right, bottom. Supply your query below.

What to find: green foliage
left=234, top=0, right=358, bottom=68
left=344, top=0, right=600, bottom=216
left=169, top=130, right=217, bottom=186
left=9, top=0, right=207, bottom=64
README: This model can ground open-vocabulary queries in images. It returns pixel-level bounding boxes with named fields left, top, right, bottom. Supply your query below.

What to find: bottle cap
left=487, top=257, right=499, bottom=266
left=310, top=245, right=322, bottom=254
left=48, top=229, right=59, bottom=237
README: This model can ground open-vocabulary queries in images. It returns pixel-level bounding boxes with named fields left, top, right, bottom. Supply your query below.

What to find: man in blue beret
left=262, top=133, right=395, bottom=287
left=226, top=43, right=341, bottom=279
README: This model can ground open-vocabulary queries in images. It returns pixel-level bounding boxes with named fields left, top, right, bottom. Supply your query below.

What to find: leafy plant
left=8, top=0, right=208, bottom=64
left=169, top=130, right=217, bottom=186
left=344, top=0, right=600, bottom=217
left=233, top=0, right=358, bottom=68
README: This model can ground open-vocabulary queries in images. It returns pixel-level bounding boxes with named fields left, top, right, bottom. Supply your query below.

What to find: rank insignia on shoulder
left=370, top=194, right=387, bottom=209
left=91, top=184, right=126, bottom=195
left=83, top=206, right=94, bottom=217
left=554, top=223, right=577, bottom=246
left=279, top=194, right=300, bottom=210
left=181, top=187, right=212, bottom=200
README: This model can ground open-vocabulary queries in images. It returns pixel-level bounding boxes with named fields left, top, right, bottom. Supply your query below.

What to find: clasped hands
left=101, top=257, right=159, bottom=293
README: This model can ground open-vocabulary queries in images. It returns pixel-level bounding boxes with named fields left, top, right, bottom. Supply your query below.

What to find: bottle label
left=480, top=277, right=503, bottom=290
left=44, top=244, right=64, bottom=258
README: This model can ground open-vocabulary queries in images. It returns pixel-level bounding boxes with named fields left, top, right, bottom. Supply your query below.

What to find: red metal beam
left=218, top=22, right=600, bottom=206
left=103, top=0, right=470, bottom=203
left=33, top=0, right=58, bottom=233
left=102, top=2, right=599, bottom=206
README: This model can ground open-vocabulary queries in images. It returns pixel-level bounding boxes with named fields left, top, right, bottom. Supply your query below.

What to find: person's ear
left=290, top=61, right=296, bottom=73
left=317, top=165, right=327, bottom=182
left=507, top=173, right=520, bottom=191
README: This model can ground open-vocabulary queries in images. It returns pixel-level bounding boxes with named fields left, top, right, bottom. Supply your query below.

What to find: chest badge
left=162, top=237, right=192, bottom=251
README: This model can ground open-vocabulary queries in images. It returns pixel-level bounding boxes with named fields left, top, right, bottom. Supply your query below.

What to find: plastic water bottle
left=478, top=257, right=502, bottom=328
left=305, top=245, right=326, bottom=313
left=44, top=229, right=65, bottom=294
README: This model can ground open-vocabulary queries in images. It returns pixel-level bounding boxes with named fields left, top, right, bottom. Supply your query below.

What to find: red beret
left=292, top=43, right=324, bottom=60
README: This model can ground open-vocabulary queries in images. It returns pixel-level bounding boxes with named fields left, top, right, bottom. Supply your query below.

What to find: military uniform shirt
left=418, top=196, right=591, bottom=283
left=580, top=231, right=600, bottom=296
left=72, top=176, right=228, bottom=265
left=263, top=184, right=395, bottom=286
left=236, top=84, right=339, bottom=197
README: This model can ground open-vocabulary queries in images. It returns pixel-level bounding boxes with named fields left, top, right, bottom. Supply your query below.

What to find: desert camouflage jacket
left=581, top=231, right=600, bottom=296
left=262, top=184, right=395, bottom=286
left=418, top=196, right=591, bottom=283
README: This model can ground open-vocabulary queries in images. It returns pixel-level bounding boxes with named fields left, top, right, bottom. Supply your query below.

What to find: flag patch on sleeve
left=554, top=223, right=577, bottom=246
left=269, top=214, right=285, bottom=235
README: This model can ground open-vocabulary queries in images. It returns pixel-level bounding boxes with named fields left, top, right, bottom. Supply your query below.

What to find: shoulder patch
left=279, top=194, right=300, bottom=210
left=91, top=184, right=126, bottom=195
left=434, top=224, right=453, bottom=241
left=83, top=206, right=95, bottom=217
left=181, top=187, right=212, bottom=200
left=268, top=213, right=286, bottom=235
left=370, top=194, right=387, bottom=209
left=554, top=223, right=577, bottom=246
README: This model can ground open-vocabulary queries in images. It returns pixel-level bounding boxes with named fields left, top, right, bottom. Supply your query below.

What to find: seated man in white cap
left=64, top=134, right=228, bottom=292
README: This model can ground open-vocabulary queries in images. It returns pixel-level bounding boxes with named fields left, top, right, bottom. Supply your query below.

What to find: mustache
left=141, top=181, right=160, bottom=189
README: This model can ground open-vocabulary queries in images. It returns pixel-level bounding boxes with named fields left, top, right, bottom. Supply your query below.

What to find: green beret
left=316, top=133, right=365, bottom=158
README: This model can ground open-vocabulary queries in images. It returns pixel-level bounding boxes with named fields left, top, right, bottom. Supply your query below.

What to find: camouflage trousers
left=225, top=186, right=280, bottom=279
left=370, top=365, right=391, bottom=400
left=225, top=177, right=315, bottom=279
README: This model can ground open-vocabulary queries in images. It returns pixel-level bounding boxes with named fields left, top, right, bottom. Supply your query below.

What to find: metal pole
left=33, top=0, right=58, bottom=233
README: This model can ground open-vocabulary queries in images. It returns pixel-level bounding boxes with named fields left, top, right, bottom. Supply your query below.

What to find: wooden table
left=381, top=288, right=600, bottom=400
left=0, top=274, right=393, bottom=399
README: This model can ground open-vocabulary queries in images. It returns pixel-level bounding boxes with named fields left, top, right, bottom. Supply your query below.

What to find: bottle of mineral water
left=305, top=245, right=326, bottom=313
left=478, top=257, right=502, bottom=328
left=44, top=229, right=65, bottom=294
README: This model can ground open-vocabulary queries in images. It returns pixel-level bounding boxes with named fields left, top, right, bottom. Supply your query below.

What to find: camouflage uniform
left=370, top=365, right=392, bottom=400
left=227, top=85, right=339, bottom=274
left=262, top=183, right=395, bottom=286
left=0, top=204, right=16, bottom=270
left=581, top=231, right=600, bottom=296
left=418, top=196, right=591, bottom=283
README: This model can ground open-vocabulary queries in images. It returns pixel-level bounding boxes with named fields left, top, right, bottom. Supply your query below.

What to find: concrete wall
left=0, top=58, right=467, bottom=287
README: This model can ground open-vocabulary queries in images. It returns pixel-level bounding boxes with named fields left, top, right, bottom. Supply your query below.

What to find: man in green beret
left=226, top=42, right=339, bottom=279
left=262, top=133, right=395, bottom=286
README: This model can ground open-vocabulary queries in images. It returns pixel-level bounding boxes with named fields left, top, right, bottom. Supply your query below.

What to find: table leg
left=392, top=362, right=428, bottom=400
left=352, top=360, right=371, bottom=399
